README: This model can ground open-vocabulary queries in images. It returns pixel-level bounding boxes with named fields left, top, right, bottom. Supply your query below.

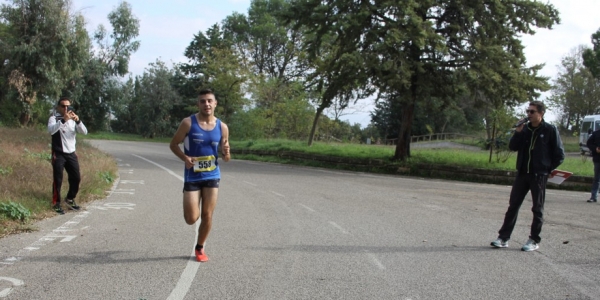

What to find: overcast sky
left=65, top=0, right=600, bottom=125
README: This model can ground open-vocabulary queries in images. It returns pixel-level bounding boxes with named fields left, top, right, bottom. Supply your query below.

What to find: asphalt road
left=0, top=140, right=599, bottom=299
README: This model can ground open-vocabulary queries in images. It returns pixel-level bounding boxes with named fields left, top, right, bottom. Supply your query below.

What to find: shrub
left=0, top=201, right=32, bottom=222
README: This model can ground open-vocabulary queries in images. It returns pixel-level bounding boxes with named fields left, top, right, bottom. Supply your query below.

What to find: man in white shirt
left=47, top=97, right=88, bottom=215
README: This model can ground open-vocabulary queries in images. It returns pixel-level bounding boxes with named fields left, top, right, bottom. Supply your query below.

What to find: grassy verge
left=86, top=131, right=171, bottom=143
left=450, top=134, right=581, bottom=153
left=230, top=139, right=593, bottom=176
left=0, top=128, right=117, bottom=238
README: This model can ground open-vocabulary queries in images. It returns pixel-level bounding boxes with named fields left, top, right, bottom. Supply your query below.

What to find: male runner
left=170, top=89, right=231, bottom=262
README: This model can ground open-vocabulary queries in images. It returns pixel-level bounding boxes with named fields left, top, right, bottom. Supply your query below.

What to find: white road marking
left=423, top=204, right=446, bottom=211
left=44, top=235, right=77, bottom=242
left=365, top=251, right=386, bottom=270
left=1, top=211, right=91, bottom=266
left=329, top=221, right=349, bottom=234
left=120, top=180, right=145, bottom=184
left=89, top=203, right=136, bottom=210
left=0, top=277, right=24, bottom=298
left=112, top=189, right=136, bottom=195
left=272, top=191, right=285, bottom=197
left=243, top=181, right=257, bottom=186
left=131, top=154, right=198, bottom=300
left=298, top=204, right=315, bottom=212
left=132, top=154, right=184, bottom=181
left=167, top=223, right=201, bottom=300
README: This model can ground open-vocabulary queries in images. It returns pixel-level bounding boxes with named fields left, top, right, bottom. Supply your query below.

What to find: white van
left=579, top=115, right=600, bottom=154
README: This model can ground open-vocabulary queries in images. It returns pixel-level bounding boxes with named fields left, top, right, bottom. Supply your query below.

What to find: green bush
left=24, top=148, right=52, bottom=161
left=0, top=201, right=31, bottom=222
left=0, top=166, right=12, bottom=176
left=98, top=171, right=114, bottom=183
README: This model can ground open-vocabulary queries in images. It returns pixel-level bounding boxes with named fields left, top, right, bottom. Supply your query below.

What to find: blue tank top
left=183, top=115, right=221, bottom=182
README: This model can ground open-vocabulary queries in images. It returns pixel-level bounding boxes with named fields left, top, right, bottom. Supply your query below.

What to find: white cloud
left=522, top=0, right=600, bottom=77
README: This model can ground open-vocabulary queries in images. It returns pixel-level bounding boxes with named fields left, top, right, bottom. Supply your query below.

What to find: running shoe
left=65, top=198, right=80, bottom=210
left=195, top=248, right=209, bottom=262
left=587, top=198, right=597, bottom=203
left=53, top=204, right=65, bottom=215
left=521, top=239, right=539, bottom=252
left=490, top=238, right=508, bottom=248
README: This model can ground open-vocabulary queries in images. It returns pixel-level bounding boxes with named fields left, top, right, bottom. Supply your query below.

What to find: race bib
left=193, top=155, right=217, bottom=172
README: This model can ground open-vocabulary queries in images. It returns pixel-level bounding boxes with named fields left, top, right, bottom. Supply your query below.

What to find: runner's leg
left=183, top=191, right=201, bottom=225
left=197, top=188, right=218, bottom=246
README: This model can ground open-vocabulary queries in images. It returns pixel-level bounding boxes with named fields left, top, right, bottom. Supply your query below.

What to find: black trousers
left=498, top=173, right=548, bottom=243
left=51, top=151, right=81, bottom=206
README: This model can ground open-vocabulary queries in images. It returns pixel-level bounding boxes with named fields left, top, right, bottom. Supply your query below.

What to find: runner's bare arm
left=221, top=122, right=231, bottom=162
left=170, top=117, right=195, bottom=169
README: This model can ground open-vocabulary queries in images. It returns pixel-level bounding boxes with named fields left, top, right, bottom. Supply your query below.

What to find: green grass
left=561, top=135, right=581, bottom=153
left=90, top=133, right=589, bottom=176
left=1, top=127, right=118, bottom=238
left=85, top=131, right=171, bottom=143
left=231, top=138, right=592, bottom=176
left=233, top=139, right=395, bottom=159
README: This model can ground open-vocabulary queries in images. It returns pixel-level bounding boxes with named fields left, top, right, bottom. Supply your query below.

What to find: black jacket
left=509, top=120, right=565, bottom=175
left=586, top=129, right=600, bottom=163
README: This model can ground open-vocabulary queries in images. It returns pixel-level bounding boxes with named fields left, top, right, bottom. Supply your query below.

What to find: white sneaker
left=521, top=239, right=539, bottom=252
left=490, top=238, right=508, bottom=248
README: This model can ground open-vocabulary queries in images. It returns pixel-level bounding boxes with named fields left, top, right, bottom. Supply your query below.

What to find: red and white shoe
left=195, top=248, right=209, bottom=262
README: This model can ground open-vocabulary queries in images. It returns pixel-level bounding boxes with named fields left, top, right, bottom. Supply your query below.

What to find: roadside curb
left=232, top=149, right=591, bottom=191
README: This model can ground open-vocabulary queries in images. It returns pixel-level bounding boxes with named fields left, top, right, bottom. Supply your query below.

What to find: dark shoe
left=65, top=199, right=80, bottom=210
left=53, top=204, right=65, bottom=215
left=587, top=199, right=597, bottom=203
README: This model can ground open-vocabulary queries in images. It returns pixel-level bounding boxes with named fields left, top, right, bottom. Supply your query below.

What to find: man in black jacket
left=586, top=127, right=600, bottom=203
left=491, top=101, right=565, bottom=252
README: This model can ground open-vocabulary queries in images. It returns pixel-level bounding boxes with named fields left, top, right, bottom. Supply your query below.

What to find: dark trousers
left=498, top=173, right=548, bottom=243
left=591, top=161, right=600, bottom=200
left=51, top=151, right=81, bottom=206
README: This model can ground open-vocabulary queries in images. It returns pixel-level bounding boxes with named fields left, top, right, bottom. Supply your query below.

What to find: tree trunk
left=307, top=104, right=326, bottom=146
left=488, top=118, right=496, bottom=163
left=394, top=101, right=415, bottom=161
left=19, top=112, right=31, bottom=127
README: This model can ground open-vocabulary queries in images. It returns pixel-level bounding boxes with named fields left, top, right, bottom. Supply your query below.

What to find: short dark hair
left=57, top=96, right=71, bottom=106
left=198, top=89, right=215, bottom=98
left=529, top=101, right=545, bottom=114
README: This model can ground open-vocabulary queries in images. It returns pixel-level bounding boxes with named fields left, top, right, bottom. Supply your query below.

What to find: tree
left=222, top=0, right=305, bottom=82
left=201, top=47, right=247, bottom=122
left=66, top=1, right=140, bottom=131
left=583, top=28, right=600, bottom=79
left=1, top=0, right=90, bottom=126
left=93, top=1, right=140, bottom=77
left=181, top=24, right=228, bottom=87
left=550, top=46, right=600, bottom=133
left=223, top=0, right=316, bottom=141
left=286, top=0, right=559, bottom=160
left=109, top=76, right=136, bottom=133
left=302, top=35, right=371, bottom=146
left=0, top=21, right=12, bottom=109
left=135, top=60, right=180, bottom=138
left=255, top=78, right=313, bottom=139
